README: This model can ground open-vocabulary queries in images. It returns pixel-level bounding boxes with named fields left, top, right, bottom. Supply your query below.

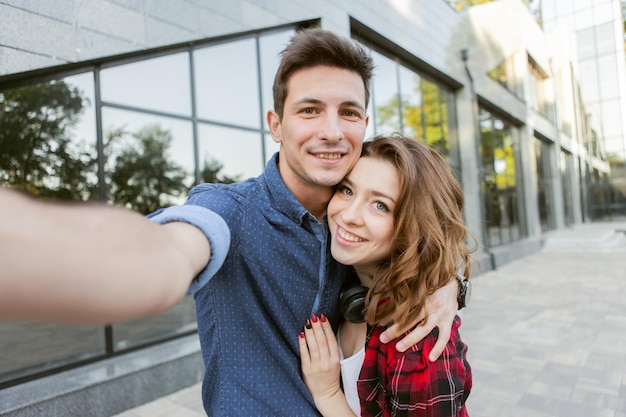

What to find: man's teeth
left=338, top=228, right=363, bottom=242
left=317, top=153, right=341, bottom=159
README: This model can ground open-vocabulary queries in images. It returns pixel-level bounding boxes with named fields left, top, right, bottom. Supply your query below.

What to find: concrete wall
left=1, top=335, right=202, bottom=417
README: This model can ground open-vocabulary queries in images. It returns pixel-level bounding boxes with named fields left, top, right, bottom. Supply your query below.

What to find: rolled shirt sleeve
left=147, top=205, right=231, bottom=295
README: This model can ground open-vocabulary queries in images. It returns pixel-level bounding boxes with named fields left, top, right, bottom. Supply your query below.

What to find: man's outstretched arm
left=0, top=187, right=211, bottom=324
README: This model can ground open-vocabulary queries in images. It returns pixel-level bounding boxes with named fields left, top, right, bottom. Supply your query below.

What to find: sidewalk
left=113, top=220, right=626, bottom=417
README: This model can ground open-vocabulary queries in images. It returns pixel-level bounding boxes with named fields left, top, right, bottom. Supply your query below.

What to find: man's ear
left=267, top=110, right=282, bottom=144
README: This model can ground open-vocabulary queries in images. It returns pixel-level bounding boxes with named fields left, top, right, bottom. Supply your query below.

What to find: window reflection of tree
left=103, top=124, right=190, bottom=215
left=200, top=156, right=240, bottom=185
left=103, top=124, right=240, bottom=214
left=0, top=81, right=98, bottom=201
left=0, top=82, right=238, bottom=215
left=375, top=73, right=450, bottom=158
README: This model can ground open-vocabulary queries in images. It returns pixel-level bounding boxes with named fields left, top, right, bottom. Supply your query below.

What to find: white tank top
left=338, top=332, right=366, bottom=416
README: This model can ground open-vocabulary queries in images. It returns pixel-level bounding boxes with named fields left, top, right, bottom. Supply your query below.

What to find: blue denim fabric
left=150, top=153, right=348, bottom=416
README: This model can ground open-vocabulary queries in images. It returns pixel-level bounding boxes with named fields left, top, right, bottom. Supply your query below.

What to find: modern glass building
left=541, top=0, right=626, bottom=219
left=0, top=0, right=621, bottom=415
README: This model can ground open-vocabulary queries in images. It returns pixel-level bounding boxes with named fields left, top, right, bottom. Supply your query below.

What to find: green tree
left=375, top=94, right=403, bottom=134
left=404, top=79, right=449, bottom=157
left=200, top=157, right=240, bottom=184
left=375, top=76, right=449, bottom=157
left=108, top=124, right=190, bottom=214
left=0, top=81, right=97, bottom=200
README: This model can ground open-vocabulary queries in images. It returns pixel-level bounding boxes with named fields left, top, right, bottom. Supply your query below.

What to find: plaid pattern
left=357, top=316, right=472, bottom=417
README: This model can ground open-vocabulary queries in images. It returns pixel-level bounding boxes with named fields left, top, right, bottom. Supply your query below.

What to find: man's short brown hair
left=272, top=28, right=374, bottom=119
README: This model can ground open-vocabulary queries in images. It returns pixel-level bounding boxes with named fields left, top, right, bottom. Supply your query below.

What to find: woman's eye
left=337, top=185, right=353, bottom=196
left=374, top=201, right=389, bottom=212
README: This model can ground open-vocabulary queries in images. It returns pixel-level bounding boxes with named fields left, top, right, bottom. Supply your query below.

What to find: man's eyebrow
left=291, top=97, right=323, bottom=107
left=290, top=98, right=365, bottom=112
left=341, top=100, right=366, bottom=113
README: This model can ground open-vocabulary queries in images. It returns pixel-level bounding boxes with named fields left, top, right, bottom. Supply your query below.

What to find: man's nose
left=319, top=113, right=344, bottom=142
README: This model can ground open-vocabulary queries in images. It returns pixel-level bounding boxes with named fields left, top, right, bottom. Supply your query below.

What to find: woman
left=299, top=133, right=474, bottom=416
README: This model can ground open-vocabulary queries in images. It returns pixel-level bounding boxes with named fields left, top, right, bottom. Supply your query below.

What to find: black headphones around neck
left=339, top=285, right=369, bottom=323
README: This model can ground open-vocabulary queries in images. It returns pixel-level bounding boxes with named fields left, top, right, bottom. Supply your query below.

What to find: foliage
left=0, top=81, right=98, bottom=200
left=107, top=124, right=191, bottom=214
left=374, top=75, right=449, bottom=157
left=200, top=157, right=240, bottom=184
left=0, top=81, right=239, bottom=214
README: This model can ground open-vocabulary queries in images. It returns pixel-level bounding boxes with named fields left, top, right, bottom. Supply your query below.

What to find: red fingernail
left=320, top=313, right=327, bottom=323
left=299, top=332, right=305, bottom=338
left=311, top=313, right=318, bottom=323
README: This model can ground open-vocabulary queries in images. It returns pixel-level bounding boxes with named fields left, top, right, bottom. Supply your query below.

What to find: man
left=0, top=28, right=460, bottom=415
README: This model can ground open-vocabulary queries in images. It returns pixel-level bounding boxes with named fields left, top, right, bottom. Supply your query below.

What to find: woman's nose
left=340, top=200, right=364, bottom=225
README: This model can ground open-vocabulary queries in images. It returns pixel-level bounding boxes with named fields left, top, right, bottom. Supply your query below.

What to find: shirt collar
left=264, top=152, right=317, bottom=225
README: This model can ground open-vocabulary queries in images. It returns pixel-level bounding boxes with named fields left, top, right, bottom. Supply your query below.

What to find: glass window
left=101, top=107, right=196, bottom=211
left=533, top=138, right=555, bottom=232
left=422, top=79, right=449, bottom=158
left=601, top=98, right=624, bottom=138
left=558, top=0, right=574, bottom=15
left=0, top=322, right=106, bottom=385
left=573, top=0, right=592, bottom=12
left=194, top=38, right=260, bottom=129
left=542, top=0, right=557, bottom=21
left=578, top=59, right=600, bottom=102
left=528, top=58, right=552, bottom=120
left=560, top=151, right=575, bottom=226
left=366, top=42, right=457, bottom=165
left=593, top=2, right=614, bottom=25
left=197, top=123, right=264, bottom=182
left=398, top=65, right=423, bottom=138
left=259, top=29, right=296, bottom=130
left=113, top=297, right=197, bottom=350
left=479, top=108, right=525, bottom=247
left=556, top=68, right=574, bottom=137
left=371, top=50, right=401, bottom=134
left=100, top=53, right=191, bottom=117
left=576, top=27, right=596, bottom=60
left=597, top=54, right=619, bottom=100
left=259, top=29, right=296, bottom=162
left=574, top=8, right=593, bottom=31
left=0, top=75, right=98, bottom=200
left=0, top=73, right=104, bottom=385
left=594, top=20, right=615, bottom=51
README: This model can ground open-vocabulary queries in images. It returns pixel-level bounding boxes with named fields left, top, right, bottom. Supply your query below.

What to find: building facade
left=541, top=0, right=626, bottom=218
left=0, top=0, right=618, bottom=415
